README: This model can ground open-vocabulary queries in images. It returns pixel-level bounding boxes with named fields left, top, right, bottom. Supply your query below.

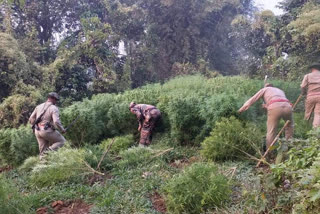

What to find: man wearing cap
left=238, top=83, right=294, bottom=149
left=301, top=62, right=320, bottom=128
left=29, top=92, right=66, bottom=159
left=129, top=102, right=161, bottom=147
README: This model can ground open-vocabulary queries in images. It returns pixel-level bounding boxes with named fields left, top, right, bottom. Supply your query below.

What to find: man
left=301, top=62, right=320, bottom=128
left=29, top=92, right=66, bottom=159
left=129, top=102, right=161, bottom=147
left=238, top=83, right=293, bottom=149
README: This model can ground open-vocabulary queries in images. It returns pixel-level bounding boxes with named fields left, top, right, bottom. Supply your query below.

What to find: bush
left=117, top=147, right=153, bottom=169
left=201, top=116, right=263, bottom=161
left=61, top=100, right=105, bottom=146
left=0, top=175, right=31, bottom=214
left=100, top=135, right=135, bottom=155
left=166, top=96, right=204, bottom=145
left=0, top=125, right=38, bottom=166
left=10, top=125, right=38, bottom=165
left=163, top=162, right=231, bottom=214
left=29, top=147, right=89, bottom=187
left=84, top=144, right=113, bottom=172
left=0, top=129, right=14, bottom=164
left=19, top=156, right=40, bottom=172
left=59, top=75, right=300, bottom=146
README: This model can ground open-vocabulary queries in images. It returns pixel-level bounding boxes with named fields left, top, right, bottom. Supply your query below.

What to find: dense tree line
left=0, top=0, right=319, bottom=129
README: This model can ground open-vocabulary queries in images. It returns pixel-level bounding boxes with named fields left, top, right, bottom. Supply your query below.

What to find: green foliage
left=84, top=144, right=114, bottom=172
left=166, top=96, right=204, bottom=145
left=0, top=84, right=43, bottom=128
left=163, top=162, right=231, bottom=214
left=29, top=147, right=89, bottom=187
left=10, top=125, right=38, bottom=165
left=19, top=156, right=39, bottom=172
left=100, top=135, right=135, bottom=154
left=117, top=147, right=153, bottom=169
left=60, top=75, right=300, bottom=146
left=201, top=116, right=263, bottom=161
left=0, top=125, right=38, bottom=166
left=268, top=128, right=320, bottom=213
left=0, top=175, right=31, bottom=214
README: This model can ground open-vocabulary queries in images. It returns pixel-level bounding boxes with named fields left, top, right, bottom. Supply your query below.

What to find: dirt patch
left=0, top=165, right=12, bottom=173
left=87, top=172, right=113, bottom=186
left=150, top=192, right=167, bottom=213
left=36, top=200, right=92, bottom=214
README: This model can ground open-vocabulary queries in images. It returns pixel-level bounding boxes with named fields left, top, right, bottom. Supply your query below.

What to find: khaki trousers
left=305, top=96, right=320, bottom=128
left=35, top=130, right=66, bottom=156
left=267, top=105, right=293, bottom=148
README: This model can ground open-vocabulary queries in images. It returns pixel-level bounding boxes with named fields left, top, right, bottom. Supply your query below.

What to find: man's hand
left=138, top=125, right=142, bottom=132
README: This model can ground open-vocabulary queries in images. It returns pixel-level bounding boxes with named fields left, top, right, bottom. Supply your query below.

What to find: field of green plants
left=1, top=75, right=319, bottom=214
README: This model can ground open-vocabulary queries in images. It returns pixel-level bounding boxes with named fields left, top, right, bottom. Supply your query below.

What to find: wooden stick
left=256, top=94, right=303, bottom=167
left=97, top=138, right=115, bottom=170
left=151, top=148, right=173, bottom=159
left=83, top=161, right=105, bottom=176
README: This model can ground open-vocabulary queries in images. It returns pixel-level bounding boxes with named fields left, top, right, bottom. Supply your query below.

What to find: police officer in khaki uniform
left=301, top=62, right=320, bottom=128
left=129, top=102, right=161, bottom=147
left=29, top=92, right=66, bottom=159
left=238, top=83, right=294, bottom=149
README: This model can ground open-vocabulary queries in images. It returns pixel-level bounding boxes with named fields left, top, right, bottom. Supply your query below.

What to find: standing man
left=238, top=83, right=294, bottom=149
left=301, top=62, right=320, bottom=128
left=129, top=102, right=161, bottom=147
left=29, top=92, right=66, bottom=159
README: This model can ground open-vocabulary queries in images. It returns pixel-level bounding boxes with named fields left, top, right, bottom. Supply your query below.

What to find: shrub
left=100, top=135, right=135, bottom=155
left=59, top=75, right=300, bottom=146
left=106, top=103, right=136, bottom=136
left=29, top=147, right=89, bottom=187
left=201, top=116, right=263, bottom=161
left=84, top=144, right=113, bottom=172
left=10, top=125, right=38, bottom=165
left=166, top=96, right=204, bottom=145
left=117, top=147, right=153, bottom=169
left=19, top=156, right=40, bottom=172
left=0, top=175, right=31, bottom=214
left=0, top=125, right=38, bottom=166
left=163, top=162, right=231, bottom=214
left=0, top=129, right=14, bottom=164
left=62, top=100, right=105, bottom=146
left=266, top=129, right=320, bottom=213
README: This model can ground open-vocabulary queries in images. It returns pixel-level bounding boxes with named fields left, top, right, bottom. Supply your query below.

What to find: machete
left=65, top=114, right=80, bottom=132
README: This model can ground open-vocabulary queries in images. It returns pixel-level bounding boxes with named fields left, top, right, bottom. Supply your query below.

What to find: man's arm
left=29, top=107, right=37, bottom=125
left=52, top=107, right=65, bottom=133
left=238, top=88, right=265, bottom=113
left=300, top=75, right=308, bottom=95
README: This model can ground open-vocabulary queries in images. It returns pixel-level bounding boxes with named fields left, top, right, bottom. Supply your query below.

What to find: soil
left=0, top=165, right=12, bottom=173
left=36, top=200, right=92, bottom=214
left=86, top=172, right=113, bottom=186
left=150, top=192, right=167, bottom=213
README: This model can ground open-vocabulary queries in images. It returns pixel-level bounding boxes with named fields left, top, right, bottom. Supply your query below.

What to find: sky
left=255, top=0, right=284, bottom=15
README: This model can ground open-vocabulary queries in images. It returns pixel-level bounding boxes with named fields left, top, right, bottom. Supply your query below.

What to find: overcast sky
left=255, top=0, right=284, bottom=15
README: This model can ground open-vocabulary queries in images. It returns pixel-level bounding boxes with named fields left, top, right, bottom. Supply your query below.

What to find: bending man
left=29, top=92, right=66, bottom=159
left=238, top=83, right=293, bottom=149
left=129, top=102, right=161, bottom=147
left=301, top=62, right=320, bottom=128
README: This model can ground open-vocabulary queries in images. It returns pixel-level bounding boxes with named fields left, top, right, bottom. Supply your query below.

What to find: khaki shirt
left=239, top=87, right=291, bottom=112
left=29, top=101, right=64, bottom=132
left=301, top=71, right=320, bottom=96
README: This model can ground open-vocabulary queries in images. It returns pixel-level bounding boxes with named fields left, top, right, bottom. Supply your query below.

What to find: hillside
left=1, top=75, right=319, bottom=214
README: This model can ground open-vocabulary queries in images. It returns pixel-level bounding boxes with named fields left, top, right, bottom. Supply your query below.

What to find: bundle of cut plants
left=22, top=147, right=102, bottom=187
